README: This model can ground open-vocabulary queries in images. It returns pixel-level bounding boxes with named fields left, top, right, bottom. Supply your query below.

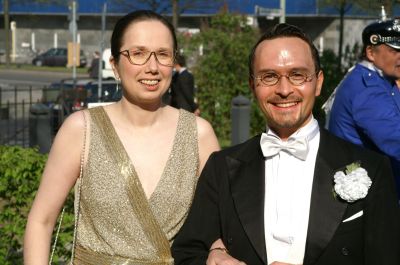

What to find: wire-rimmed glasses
left=253, top=71, right=318, bottom=86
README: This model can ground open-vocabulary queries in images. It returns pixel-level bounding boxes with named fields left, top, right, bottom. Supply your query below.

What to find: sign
left=67, top=42, right=80, bottom=67
left=255, top=5, right=282, bottom=18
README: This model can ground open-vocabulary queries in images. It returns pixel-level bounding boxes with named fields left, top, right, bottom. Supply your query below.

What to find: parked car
left=80, top=79, right=121, bottom=108
left=40, top=78, right=120, bottom=133
left=45, top=78, right=120, bottom=111
left=32, top=48, right=87, bottom=67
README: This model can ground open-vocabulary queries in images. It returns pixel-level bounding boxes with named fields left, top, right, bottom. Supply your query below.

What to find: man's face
left=250, top=37, right=324, bottom=140
left=367, top=44, right=400, bottom=79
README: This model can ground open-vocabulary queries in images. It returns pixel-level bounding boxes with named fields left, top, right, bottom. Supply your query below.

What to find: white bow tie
left=260, top=133, right=309, bottom=161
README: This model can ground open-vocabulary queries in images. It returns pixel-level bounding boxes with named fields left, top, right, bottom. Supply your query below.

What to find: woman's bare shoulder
left=195, top=116, right=220, bottom=149
left=195, top=115, right=215, bottom=137
left=52, top=110, right=87, bottom=148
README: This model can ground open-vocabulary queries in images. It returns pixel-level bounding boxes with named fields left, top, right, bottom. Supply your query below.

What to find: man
left=172, top=23, right=400, bottom=265
left=170, top=54, right=200, bottom=115
left=88, top=51, right=101, bottom=79
left=328, top=19, right=400, bottom=200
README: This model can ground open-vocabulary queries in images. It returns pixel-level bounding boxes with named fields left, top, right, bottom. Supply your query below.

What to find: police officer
left=329, top=18, right=400, bottom=201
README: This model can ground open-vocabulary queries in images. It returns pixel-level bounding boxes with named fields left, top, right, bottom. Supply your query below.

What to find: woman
left=24, top=10, right=220, bottom=264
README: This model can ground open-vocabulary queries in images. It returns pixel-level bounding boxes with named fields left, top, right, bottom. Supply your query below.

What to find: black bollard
left=231, top=95, right=250, bottom=145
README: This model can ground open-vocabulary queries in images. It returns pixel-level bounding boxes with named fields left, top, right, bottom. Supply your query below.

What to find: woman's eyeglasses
left=119, top=49, right=175, bottom=67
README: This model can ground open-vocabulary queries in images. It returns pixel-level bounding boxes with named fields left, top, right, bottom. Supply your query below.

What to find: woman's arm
left=196, top=117, right=220, bottom=174
left=24, top=111, right=86, bottom=265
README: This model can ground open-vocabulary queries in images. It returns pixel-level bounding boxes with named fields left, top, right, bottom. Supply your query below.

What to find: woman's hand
left=206, top=239, right=247, bottom=265
left=206, top=249, right=247, bottom=265
left=271, top=261, right=301, bottom=265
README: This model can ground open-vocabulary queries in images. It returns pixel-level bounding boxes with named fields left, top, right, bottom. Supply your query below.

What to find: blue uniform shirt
left=329, top=61, right=400, bottom=199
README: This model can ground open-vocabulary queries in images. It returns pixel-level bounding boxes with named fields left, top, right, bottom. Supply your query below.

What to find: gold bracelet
left=209, top=247, right=229, bottom=254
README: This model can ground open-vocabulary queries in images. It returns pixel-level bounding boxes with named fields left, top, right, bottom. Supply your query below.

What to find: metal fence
left=0, top=85, right=46, bottom=148
left=0, top=78, right=123, bottom=152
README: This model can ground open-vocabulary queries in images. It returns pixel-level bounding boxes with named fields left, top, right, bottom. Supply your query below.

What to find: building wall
left=0, top=13, right=373, bottom=66
left=0, top=14, right=119, bottom=64
left=318, top=18, right=374, bottom=55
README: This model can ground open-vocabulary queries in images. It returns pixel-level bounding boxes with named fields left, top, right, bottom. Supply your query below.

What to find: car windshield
left=44, top=48, right=57, bottom=56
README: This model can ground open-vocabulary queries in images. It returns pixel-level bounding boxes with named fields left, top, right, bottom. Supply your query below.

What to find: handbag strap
left=49, top=110, right=87, bottom=264
left=49, top=207, right=65, bottom=264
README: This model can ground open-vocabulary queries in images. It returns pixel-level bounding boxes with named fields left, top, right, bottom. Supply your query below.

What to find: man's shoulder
left=321, top=129, right=387, bottom=162
left=340, top=64, right=367, bottom=84
left=213, top=135, right=262, bottom=161
left=179, top=69, right=194, bottom=78
left=350, top=63, right=387, bottom=87
left=335, top=63, right=387, bottom=101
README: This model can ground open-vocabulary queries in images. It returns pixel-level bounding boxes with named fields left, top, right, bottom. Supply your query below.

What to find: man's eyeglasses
left=119, top=49, right=175, bottom=67
left=253, top=71, right=318, bottom=86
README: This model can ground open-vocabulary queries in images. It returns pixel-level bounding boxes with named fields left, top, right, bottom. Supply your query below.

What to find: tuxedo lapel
left=304, top=130, right=348, bottom=265
left=227, top=137, right=267, bottom=264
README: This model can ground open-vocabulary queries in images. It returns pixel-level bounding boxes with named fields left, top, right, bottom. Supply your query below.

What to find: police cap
left=362, top=19, right=400, bottom=49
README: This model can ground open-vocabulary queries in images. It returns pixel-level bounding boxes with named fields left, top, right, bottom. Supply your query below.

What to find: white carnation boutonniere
left=333, top=162, right=372, bottom=203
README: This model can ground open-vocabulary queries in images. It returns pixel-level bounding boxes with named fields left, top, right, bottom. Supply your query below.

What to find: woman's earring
left=116, top=78, right=120, bottom=91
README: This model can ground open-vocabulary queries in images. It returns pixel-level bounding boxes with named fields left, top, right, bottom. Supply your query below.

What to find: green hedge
left=0, top=145, right=74, bottom=264
left=178, top=12, right=263, bottom=146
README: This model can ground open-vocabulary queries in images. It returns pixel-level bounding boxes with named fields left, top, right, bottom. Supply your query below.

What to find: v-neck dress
left=72, top=107, right=199, bottom=264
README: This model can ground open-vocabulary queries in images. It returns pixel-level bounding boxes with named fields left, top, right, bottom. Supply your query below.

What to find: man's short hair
left=248, top=23, right=321, bottom=78
left=175, top=54, right=186, bottom=67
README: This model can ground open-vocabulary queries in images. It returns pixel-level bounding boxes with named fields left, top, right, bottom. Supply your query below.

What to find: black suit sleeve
left=364, top=155, right=400, bottom=265
left=177, top=72, right=198, bottom=112
left=172, top=152, right=221, bottom=264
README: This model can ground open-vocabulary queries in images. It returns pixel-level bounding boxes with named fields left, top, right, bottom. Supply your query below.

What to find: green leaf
left=345, top=162, right=361, bottom=174
left=0, top=145, right=73, bottom=263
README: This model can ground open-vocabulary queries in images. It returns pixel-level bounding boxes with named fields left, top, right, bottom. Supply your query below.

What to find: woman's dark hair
left=110, top=10, right=177, bottom=62
left=248, top=23, right=321, bottom=77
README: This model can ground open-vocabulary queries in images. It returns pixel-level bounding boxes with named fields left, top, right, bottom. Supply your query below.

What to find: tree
left=318, top=0, right=399, bottom=71
left=180, top=11, right=260, bottom=144
left=110, top=0, right=222, bottom=29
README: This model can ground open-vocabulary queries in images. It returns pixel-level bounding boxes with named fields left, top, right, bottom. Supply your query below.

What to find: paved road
left=0, top=68, right=87, bottom=87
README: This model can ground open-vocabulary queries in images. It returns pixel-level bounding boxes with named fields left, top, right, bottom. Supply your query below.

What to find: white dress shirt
left=263, top=118, right=320, bottom=265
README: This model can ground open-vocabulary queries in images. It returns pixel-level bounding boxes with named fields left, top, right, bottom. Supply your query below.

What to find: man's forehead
left=254, top=37, right=314, bottom=69
left=255, top=37, right=311, bottom=55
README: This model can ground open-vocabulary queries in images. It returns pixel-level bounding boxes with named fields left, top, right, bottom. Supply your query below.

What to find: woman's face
left=111, top=20, right=174, bottom=106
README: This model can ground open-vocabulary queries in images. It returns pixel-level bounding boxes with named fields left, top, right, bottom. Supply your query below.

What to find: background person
left=88, top=50, right=100, bottom=79
left=24, top=10, right=220, bottom=264
left=170, top=54, right=200, bottom=115
left=328, top=18, right=400, bottom=201
left=172, top=23, right=400, bottom=265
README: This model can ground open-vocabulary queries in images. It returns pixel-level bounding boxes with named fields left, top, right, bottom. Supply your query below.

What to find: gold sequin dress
left=72, top=107, right=199, bottom=264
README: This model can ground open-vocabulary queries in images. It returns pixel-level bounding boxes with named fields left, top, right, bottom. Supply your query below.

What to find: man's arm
left=353, top=87, right=400, bottom=160
left=364, top=155, right=400, bottom=265
left=172, top=153, right=222, bottom=264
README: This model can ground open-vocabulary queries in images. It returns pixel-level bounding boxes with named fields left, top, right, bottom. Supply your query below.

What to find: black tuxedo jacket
left=172, top=129, right=400, bottom=265
left=170, top=70, right=198, bottom=112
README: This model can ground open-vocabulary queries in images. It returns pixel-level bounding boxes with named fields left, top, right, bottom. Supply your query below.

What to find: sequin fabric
left=72, top=107, right=199, bottom=264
